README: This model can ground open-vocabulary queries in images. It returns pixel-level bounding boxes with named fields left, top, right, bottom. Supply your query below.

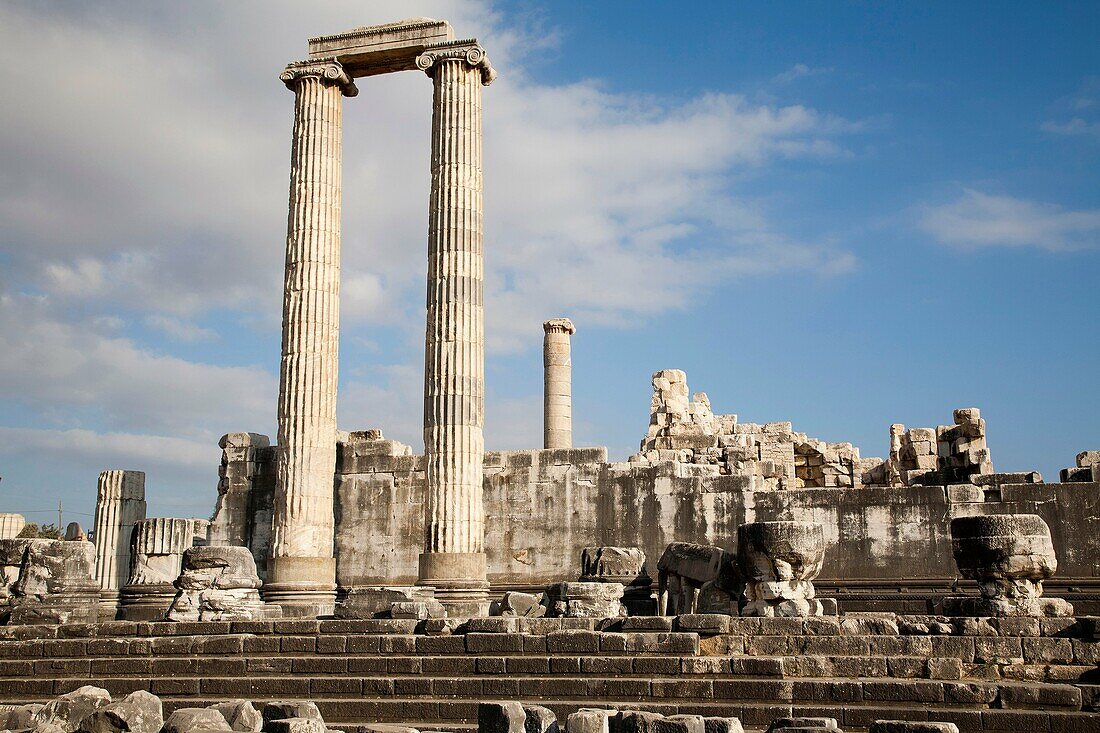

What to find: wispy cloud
left=919, top=189, right=1100, bottom=251
left=1042, top=78, right=1100, bottom=139
left=774, top=64, right=834, bottom=84
left=1041, top=118, right=1100, bottom=139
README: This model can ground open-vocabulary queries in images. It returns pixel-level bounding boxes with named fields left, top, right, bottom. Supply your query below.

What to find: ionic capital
left=280, top=59, right=358, bottom=97
left=543, top=318, right=576, bottom=335
left=415, top=40, right=496, bottom=86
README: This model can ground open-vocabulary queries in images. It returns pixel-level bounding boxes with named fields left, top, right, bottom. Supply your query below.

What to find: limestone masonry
left=3, top=16, right=1099, bottom=733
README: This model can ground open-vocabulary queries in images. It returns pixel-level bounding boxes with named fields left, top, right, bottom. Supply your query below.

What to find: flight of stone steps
left=0, top=614, right=1097, bottom=733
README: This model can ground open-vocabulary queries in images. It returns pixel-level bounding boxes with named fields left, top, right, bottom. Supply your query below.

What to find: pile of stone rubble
left=0, top=687, right=346, bottom=733
left=478, top=702, right=961, bottom=733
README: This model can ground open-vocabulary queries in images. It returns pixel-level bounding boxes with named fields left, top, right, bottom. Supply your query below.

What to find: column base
left=264, top=555, right=337, bottom=618
left=97, top=590, right=120, bottom=622
left=119, top=583, right=177, bottom=622
left=417, top=551, right=490, bottom=617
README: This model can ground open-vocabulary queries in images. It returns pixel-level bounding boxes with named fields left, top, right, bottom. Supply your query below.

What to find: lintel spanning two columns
left=270, top=19, right=496, bottom=616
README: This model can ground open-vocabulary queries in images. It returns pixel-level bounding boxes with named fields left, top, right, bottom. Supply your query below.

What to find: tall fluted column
left=92, top=470, right=146, bottom=619
left=415, top=42, right=496, bottom=616
left=268, top=60, right=357, bottom=618
left=543, top=318, right=576, bottom=449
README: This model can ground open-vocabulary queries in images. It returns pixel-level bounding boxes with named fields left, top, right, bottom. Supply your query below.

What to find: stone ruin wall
left=208, top=370, right=1100, bottom=596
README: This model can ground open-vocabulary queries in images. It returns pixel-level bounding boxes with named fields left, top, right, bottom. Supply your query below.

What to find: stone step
left=5, top=631, right=1097, bottom=664
left=0, top=674, right=1087, bottom=711
left=3, top=653, right=1097, bottom=684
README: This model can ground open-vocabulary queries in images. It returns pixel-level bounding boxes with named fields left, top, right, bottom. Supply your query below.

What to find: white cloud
left=774, top=64, right=834, bottom=84
left=919, top=189, right=1100, bottom=251
left=144, top=315, right=216, bottom=342
left=0, top=427, right=212, bottom=473
left=0, top=292, right=275, bottom=439
left=0, top=2, right=859, bottom=351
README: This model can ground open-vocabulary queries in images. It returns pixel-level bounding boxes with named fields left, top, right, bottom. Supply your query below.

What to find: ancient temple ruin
left=2, top=17, right=1099, bottom=733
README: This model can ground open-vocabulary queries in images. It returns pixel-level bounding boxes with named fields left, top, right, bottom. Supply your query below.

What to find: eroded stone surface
left=657, top=542, right=737, bottom=616
left=166, top=546, right=268, bottom=622
left=738, top=521, right=828, bottom=617
left=947, top=514, right=1072, bottom=617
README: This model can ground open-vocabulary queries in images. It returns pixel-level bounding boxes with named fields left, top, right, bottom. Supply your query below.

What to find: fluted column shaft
left=92, top=470, right=146, bottom=618
left=269, top=61, right=356, bottom=616
left=543, top=318, right=576, bottom=449
left=416, top=44, right=495, bottom=610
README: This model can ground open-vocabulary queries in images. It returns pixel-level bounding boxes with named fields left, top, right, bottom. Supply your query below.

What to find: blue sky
left=0, top=1, right=1097, bottom=524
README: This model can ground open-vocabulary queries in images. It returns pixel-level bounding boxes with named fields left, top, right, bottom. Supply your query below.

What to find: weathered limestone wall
left=325, top=435, right=1100, bottom=590
left=208, top=433, right=276, bottom=579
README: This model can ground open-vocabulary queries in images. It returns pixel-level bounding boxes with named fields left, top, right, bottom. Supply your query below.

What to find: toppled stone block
left=266, top=719, right=324, bottom=733
left=478, top=702, right=526, bottom=733
left=1077, top=450, right=1100, bottom=468
left=580, top=546, right=649, bottom=586
left=656, top=542, right=738, bottom=615
left=868, top=724, right=958, bottom=733
left=498, top=591, right=546, bottom=618
left=390, top=599, right=446, bottom=619
left=945, top=514, right=1073, bottom=617
left=565, top=709, right=618, bottom=733
left=702, top=719, right=743, bottom=733
left=166, top=546, right=268, bottom=622
left=0, top=702, right=43, bottom=730
left=973, top=472, right=1042, bottom=486
left=78, top=691, right=163, bottom=733
left=207, top=701, right=262, bottom=733
left=335, top=586, right=435, bottom=619
left=738, top=521, right=831, bottom=617
left=261, top=702, right=323, bottom=731
left=522, top=705, right=558, bottom=733
left=617, top=711, right=666, bottom=733
left=765, top=718, right=839, bottom=732
left=163, top=708, right=231, bottom=733
left=547, top=582, right=624, bottom=618
left=34, top=686, right=112, bottom=733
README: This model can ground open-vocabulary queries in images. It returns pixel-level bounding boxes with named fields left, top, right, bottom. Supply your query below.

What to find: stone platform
left=0, top=615, right=1098, bottom=732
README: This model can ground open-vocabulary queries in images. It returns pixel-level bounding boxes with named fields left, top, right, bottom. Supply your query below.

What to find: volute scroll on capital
left=280, top=59, right=359, bottom=97
left=415, top=41, right=497, bottom=86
